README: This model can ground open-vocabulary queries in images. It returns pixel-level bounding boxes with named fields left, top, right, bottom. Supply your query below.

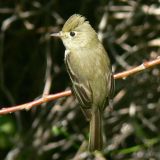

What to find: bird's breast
left=66, top=47, right=108, bottom=81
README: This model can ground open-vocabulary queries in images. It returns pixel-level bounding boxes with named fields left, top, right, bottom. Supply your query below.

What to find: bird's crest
left=62, top=14, right=88, bottom=32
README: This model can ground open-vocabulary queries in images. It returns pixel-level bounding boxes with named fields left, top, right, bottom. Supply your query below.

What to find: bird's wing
left=64, top=51, right=93, bottom=109
left=65, top=51, right=93, bottom=120
left=103, top=70, right=115, bottom=111
left=109, top=72, right=115, bottom=100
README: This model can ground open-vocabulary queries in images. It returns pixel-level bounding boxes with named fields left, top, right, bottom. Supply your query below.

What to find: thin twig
left=0, top=57, right=160, bottom=115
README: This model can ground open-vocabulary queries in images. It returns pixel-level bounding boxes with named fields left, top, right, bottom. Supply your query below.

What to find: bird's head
left=51, top=14, right=98, bottom=50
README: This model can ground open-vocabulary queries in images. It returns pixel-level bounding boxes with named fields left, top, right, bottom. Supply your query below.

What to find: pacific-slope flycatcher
left=51, top=14, right=114, bottom=151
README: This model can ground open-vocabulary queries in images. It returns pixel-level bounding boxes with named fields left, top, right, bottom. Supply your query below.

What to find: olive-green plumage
left=51, top=14, right=114, bottom=151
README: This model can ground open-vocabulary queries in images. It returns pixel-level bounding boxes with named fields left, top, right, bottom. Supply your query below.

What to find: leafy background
left=0, top=0, right=160, bottom=160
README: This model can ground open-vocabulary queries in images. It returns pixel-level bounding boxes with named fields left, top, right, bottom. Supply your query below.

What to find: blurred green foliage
left=0, top=0, right=160, bottom=160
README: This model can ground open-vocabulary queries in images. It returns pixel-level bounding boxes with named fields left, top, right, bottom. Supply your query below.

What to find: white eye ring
left=69, top=31, right=76, bottom=37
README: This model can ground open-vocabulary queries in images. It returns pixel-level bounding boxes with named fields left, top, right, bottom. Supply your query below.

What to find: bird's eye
left=70, top=31, right=76, bottom=37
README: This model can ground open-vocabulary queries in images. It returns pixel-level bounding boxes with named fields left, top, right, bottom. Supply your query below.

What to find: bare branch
left=114, top=56, right=160, bottom=79
left=0, top=90, right=72, bottom=115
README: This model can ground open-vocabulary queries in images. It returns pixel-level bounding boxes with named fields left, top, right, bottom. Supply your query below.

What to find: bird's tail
left=88, top=108, right=103, bottom=151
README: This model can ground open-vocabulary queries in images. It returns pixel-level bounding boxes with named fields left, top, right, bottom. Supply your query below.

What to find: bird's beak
left=50, top=32, right=61, bottom=38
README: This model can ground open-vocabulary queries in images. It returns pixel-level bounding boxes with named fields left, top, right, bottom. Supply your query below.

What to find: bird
left=51, top=14, right=114, bottom=151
